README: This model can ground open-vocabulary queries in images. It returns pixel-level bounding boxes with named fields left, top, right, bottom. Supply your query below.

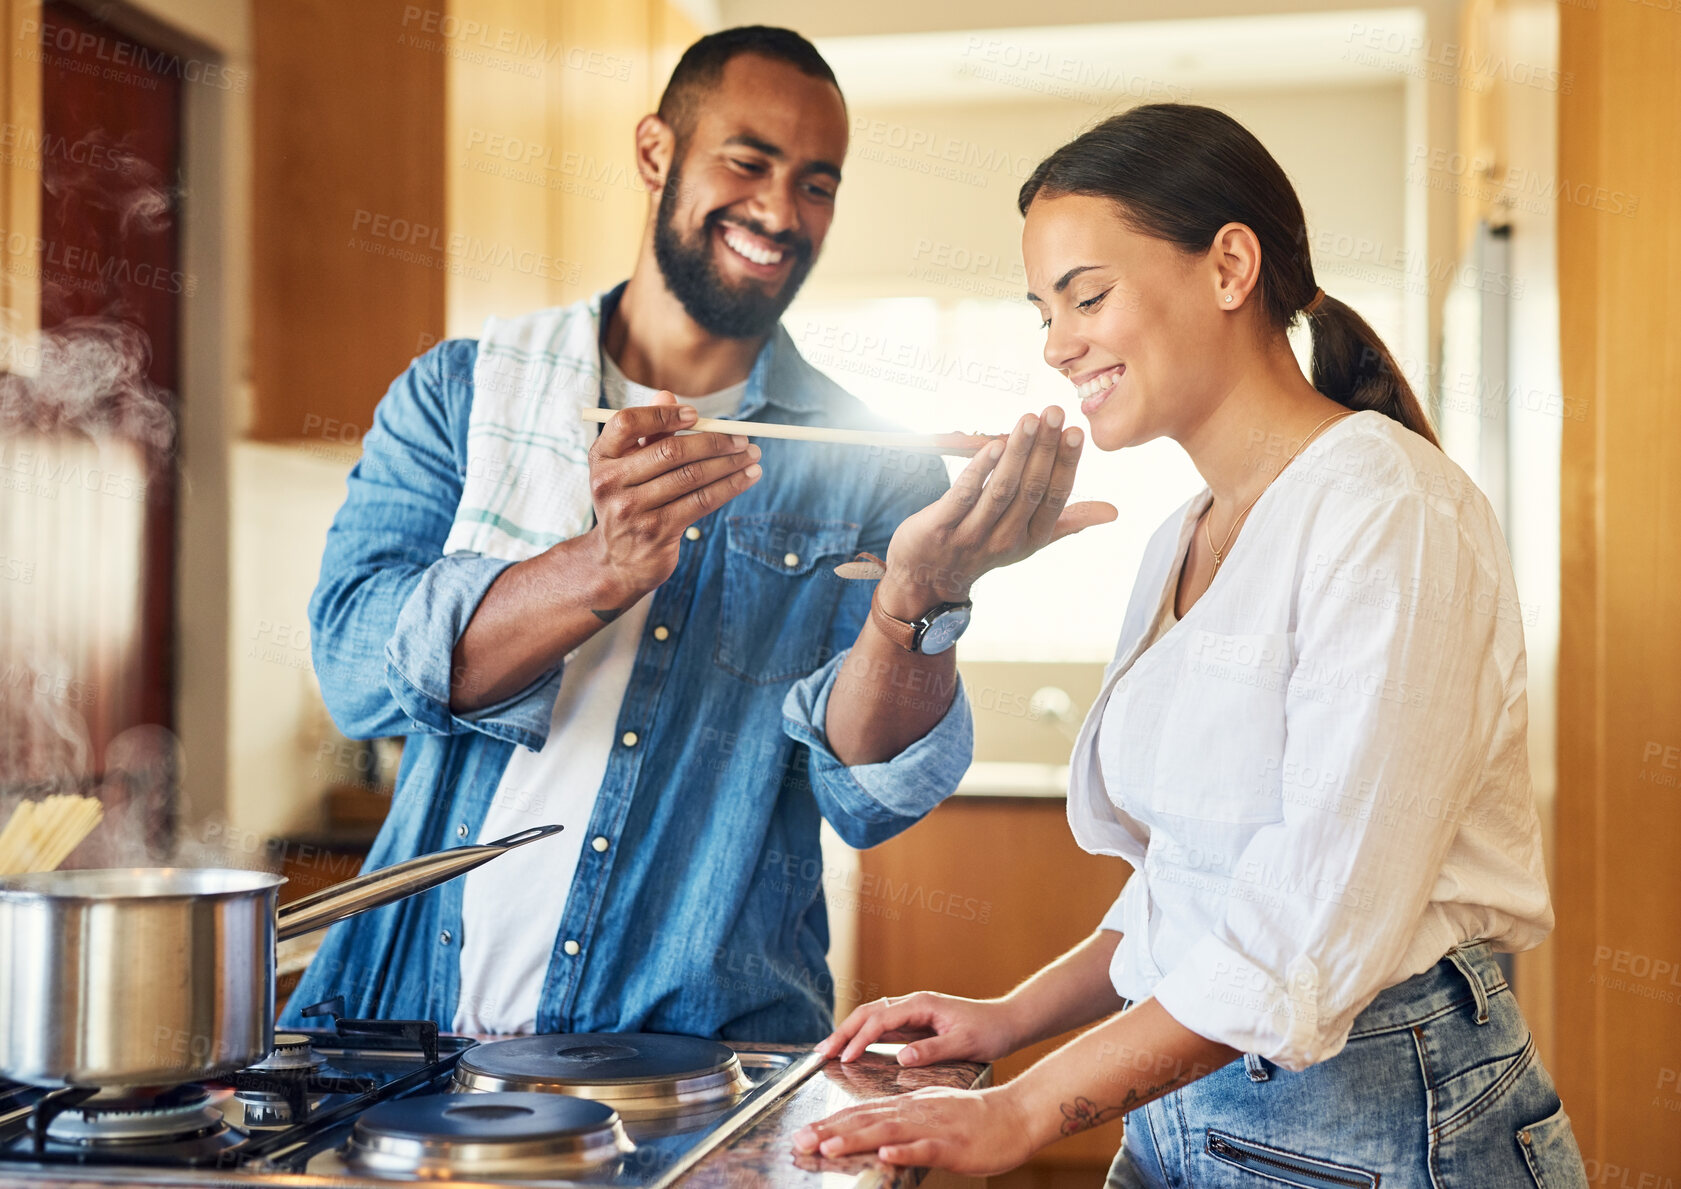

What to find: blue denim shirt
left=283, top=290, right=973, bottom=1042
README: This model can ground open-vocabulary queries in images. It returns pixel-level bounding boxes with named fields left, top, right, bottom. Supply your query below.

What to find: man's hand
left=584, top=390, right=761, bottom=617
left=876, top=406, right=1115, bottom=619
left=448, top=390, right=759, bottom=711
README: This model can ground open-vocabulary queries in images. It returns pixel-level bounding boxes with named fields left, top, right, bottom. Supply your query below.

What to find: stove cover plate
left=455, top=1033, right=736, bottom=1085
left=344, top=1092, right=631, bottom=1177
left=356, top=1092, right=618, bottom=1141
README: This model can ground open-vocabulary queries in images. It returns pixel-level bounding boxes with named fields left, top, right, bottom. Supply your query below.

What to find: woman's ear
left=1209, top=222, right=1262, bottom=311
left=634, top=113, right=675, bottom=194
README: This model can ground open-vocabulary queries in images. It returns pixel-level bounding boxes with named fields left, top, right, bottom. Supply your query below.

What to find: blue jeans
left=1107, top=942, right=1587, bottom=1188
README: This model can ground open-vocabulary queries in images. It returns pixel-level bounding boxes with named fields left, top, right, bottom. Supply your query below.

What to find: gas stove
left=0, top=1020, right=823, bottom=1186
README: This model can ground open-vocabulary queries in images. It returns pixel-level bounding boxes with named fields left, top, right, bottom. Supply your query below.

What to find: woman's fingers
left=986, top=407, right=1065, bottom=541
left=955, top=411, right=1039, bottom=536
left=815, top=999, right=883, bottom=1059
left=1022, top=422, right=1083, bottom=543
left=793, top=1102, right=906, bottom=1155
left=816, top=1114, right=922, bottom=1158
left=896, top=1030, right=970, bottom=1066
left=935, top=438, right=1005, bottom=526
left=818, top=997, right=927, bottom=1060
left=879, top=1139, right=945, bottom=1167
left=838, top=1000, right=931, bottom=1063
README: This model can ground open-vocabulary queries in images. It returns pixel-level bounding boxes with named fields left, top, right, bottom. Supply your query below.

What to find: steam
left=41, top=131, right=175, bottom=239
left=0, top=316, right=175, bottom=450
left=0, top=128, right=183, bottom=867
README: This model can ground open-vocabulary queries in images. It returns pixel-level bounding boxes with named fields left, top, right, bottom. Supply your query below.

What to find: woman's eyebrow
left=1025, top=264, right=1102, bottom=303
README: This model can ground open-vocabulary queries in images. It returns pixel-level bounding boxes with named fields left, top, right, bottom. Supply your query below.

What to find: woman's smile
left=1073, top=364, right=1125, bottom=414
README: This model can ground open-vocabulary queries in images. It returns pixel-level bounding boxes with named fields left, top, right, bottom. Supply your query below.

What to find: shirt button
left=439, top=930, right=452, bottom=946
left=563, top=939, right=581, bottom=956
left=456, top=823, right=468, bottom=839
left=684, top=526, right=702, bottom=541
left=621, top=730, right=639, bottom=747
left=591, top=836, right=609, bottom=853
left=652, top=625, right=670, bottom=642
left=783, top=552, right=800, bottom=568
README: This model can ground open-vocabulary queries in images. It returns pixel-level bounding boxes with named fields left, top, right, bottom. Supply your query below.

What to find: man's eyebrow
left=724, top=133, right=784, bottom=158
left=722, top=133, right=842, bottom=183
left=1026, top=265, right=1101, bottom=304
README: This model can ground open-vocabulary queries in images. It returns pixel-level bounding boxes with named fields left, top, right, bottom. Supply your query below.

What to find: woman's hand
left=876, top=406, right=1116, bottom=612
left=815, top=992, right=1022, bottom=1066
left=792, top=1086, right=1038, bottom=1175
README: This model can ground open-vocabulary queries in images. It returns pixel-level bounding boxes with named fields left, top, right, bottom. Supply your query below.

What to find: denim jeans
left=1107, top=942, right=1587, bottom=1188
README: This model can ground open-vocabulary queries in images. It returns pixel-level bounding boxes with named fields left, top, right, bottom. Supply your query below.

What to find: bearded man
left=286, top=26, right=1102, bottom=1040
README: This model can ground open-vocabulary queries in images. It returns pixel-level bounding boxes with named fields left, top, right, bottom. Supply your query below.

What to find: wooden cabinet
left=251, top=0, right=446, bottom=441
left=854, top=796, right=1133, bottom=1182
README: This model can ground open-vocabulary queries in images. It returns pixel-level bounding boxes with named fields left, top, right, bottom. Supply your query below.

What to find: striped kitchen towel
left=442, top=293, right=607, bottom=562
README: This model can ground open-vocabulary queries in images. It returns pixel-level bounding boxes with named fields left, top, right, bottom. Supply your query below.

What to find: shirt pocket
left=714, top=514, right=861, bottom=686
left=1150, top=628, right=1293, bottom=823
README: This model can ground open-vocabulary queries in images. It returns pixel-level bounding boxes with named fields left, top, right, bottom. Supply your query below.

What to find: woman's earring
left=1223, top=294, right=1234, bottom=303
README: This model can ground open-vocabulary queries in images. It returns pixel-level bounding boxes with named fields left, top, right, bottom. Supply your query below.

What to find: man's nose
left=748, top=179, right=799, bottom=237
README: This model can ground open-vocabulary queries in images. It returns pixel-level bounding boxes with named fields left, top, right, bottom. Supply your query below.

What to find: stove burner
left=343, top=1092, right=630, bottom=1177
left=247, top=1033, right=324, bottom=1072
left=43, top=1085, right=228, bottom=1146
left=452, top=1034, right=751, bottom=1118
left=230, top=1033, right=378, bottom=1129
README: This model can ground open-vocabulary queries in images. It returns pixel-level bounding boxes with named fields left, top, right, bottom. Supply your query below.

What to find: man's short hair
left=657, top=26, right=843, bottom=144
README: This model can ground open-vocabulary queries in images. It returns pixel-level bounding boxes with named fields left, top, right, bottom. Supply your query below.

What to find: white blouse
left=1068, top=411, right=1552, bottom=1071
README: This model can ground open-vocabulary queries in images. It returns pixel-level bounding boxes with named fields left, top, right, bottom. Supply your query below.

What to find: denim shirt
left=282, top=289, right=973, bottom=1042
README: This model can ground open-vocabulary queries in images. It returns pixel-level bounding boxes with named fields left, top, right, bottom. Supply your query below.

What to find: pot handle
left=275, top=823, right=564, bottom=942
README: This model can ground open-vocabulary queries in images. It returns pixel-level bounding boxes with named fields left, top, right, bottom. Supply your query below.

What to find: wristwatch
left=869, top=585, right=973, bottom=655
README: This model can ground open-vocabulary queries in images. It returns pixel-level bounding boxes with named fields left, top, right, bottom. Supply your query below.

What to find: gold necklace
left=1204, top=409, right=1356, bottom=573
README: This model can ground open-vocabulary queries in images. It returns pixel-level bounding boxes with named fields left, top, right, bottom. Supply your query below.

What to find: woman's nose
left=1043, top=321, right=1083, bottom=373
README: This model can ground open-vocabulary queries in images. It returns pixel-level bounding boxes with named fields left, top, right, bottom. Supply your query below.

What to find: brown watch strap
left=836, top=551, right=921, bottom=651
left=869, top=583, right=921, bottom=651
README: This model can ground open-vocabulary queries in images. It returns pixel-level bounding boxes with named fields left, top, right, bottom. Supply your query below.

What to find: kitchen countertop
left=0, top=1043, right=987, bottom=1189
left=684, top=1043, right=990, bottom=1189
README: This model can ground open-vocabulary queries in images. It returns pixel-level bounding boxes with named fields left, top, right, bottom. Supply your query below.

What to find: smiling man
left=283, top=26, right=1102, bottom=1043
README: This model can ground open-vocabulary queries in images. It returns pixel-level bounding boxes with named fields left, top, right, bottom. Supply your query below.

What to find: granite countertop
left=0, top=1042, right=987, bottom=1189
left=684, top=1043, right=990, bottom=1188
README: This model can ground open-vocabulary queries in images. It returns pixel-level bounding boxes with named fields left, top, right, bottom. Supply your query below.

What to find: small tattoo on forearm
left=1058, top=1074, right=1186, bottom=1136
left=592, top=607, right=624, bottom=623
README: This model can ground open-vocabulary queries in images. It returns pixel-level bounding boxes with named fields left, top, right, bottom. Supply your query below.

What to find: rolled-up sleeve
left=777, top=446, right=972, bottom=848
left=782, top=647, right=973, bottom=849
left=382, top=555, right=561, bottom=748
left=309, top=340, right=562, bottom=752
left=1149, top=492, right=1506, bottom=1070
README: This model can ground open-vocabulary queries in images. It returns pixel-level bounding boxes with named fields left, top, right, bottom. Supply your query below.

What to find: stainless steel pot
left=0, top=824, right=561, bottom=1088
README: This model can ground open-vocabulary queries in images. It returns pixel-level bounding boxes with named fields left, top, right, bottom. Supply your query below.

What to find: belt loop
left=1244, top=1052, right=1270, bottom=1082
left=1447, top=946, right=1490, bottom=1025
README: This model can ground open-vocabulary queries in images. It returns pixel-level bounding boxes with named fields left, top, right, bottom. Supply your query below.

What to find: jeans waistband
left=1117, top=942, right=1507, bottom=1036
left=1348, top=939, right=1507, bottom=1037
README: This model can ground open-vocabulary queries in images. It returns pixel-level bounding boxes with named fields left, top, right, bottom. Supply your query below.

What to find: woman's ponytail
left=1019, top=104, right=1441, bottom=449
left=1305, top=294, right=1440, bottom=448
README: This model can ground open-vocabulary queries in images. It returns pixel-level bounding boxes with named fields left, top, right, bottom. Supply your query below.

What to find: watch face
left=918, top=604, right=972, bottom=655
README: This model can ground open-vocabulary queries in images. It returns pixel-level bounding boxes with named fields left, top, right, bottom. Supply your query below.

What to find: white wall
left=790, top=81, right=1411, bottom=664
left=226, top=442, right=359, bottom=841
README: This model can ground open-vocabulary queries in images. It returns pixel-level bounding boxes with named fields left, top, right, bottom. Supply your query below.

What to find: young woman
left=791, top=105, right=1588, bottom=1188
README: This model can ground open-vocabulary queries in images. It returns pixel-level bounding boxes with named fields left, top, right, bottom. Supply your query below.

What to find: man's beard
left=652, top=159, right=816, bottom=340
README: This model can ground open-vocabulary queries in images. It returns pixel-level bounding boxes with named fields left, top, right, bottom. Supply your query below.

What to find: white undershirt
left=453, top=354, right=747, bottom=1035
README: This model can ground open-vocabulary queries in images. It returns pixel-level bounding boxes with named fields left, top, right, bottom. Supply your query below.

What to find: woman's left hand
left=877, top=407, right=1117, bottom=608
left=791, top=1086, right=1039, bottom=1175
